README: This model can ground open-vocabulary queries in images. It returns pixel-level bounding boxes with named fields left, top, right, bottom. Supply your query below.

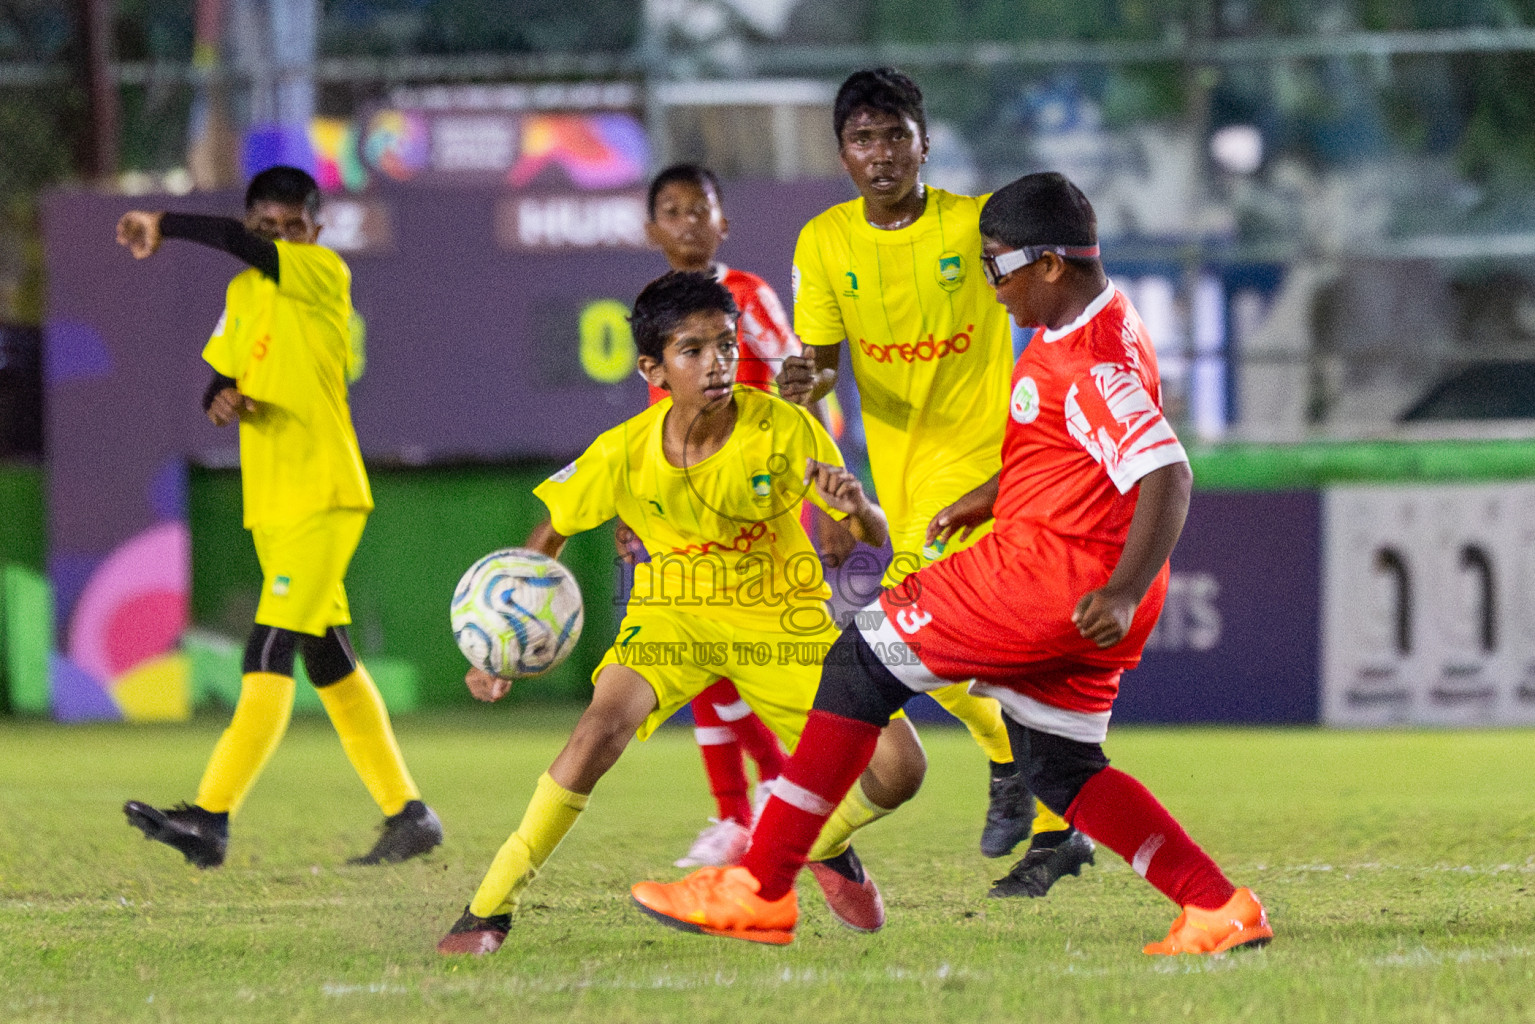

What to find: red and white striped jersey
left=992, top=284, right=1187, bottom=551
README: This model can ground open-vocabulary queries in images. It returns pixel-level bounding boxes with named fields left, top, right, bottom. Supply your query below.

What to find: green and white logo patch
left=936, top=251, right=965, bottom=291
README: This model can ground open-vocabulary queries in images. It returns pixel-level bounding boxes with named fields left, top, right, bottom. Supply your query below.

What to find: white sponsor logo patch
left=547, top=461, right=577, bottom=484
left=1010, top=376, right=1040, bottom=424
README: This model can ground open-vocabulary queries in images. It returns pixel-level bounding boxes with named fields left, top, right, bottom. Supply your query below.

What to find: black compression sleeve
left=159, top=213, right=280, bottom=281
left=202, top=371, right=237, bottom=412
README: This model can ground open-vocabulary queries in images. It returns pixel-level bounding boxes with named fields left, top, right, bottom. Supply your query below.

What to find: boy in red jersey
left=641, top=164, right=849, bottom=869
left=778, top=69, right=1088, bottom=886
left=631, top=173, right=1273, bottom=955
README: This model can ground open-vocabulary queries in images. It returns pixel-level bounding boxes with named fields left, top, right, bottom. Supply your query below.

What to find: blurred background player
left=638, top=163, right=852, bottom=869
left=776, top=67, right=1092, bottom=889
left=438, top=271, right=921, bottom=954
left=632, top=173, right=1272, bottom=956
left=114, top=166, right=442, bottom=869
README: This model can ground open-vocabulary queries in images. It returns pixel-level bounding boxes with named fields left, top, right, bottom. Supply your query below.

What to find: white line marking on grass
left=1264, top=861, right=1535, bottom=878
left=322, top=983, right=408, bottom=997
left=430, top=963, right=991, bottom=997
left=1368, top=945, right=1535, bottom=969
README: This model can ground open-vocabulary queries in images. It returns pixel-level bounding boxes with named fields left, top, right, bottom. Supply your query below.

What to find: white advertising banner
left=1323, top=482, right=1535, bottom=726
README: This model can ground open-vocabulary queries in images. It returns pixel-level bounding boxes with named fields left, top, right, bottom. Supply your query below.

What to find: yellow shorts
left=251, top=510, right=367, bottom=636
left=595, top=609, right=841, bottom=748
left=883, top=493, right=994, bottom=587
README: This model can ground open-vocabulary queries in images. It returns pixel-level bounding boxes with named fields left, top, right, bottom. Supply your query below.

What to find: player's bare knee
left=864, top=719, right=926, bottom=806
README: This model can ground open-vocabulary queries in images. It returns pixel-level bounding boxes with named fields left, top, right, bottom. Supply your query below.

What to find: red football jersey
left=992, top=285, right=1186, bottom=550
left=646, top=264, right=798, bottom=405
left=869, top=285, right=1188, bottom=737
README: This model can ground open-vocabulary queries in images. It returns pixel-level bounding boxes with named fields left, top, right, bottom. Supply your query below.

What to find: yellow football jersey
left=534, top=388, right=847, bottom=636
left=202, top=240, right=373, bottom=528
left=792, top=188, right=1011, bottom=571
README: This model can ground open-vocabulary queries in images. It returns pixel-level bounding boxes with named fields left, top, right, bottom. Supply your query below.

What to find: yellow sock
left=808, top=782, right=893, bottom=862
left=315, top=664, right=420, bottom=816
left=1032, top=801, right=1070, bottom=835
left=929, top=683, right=1012, bottom=764
left=195, top=672, right=296, bottom=816
left=469, top=773, right=589, bottom=918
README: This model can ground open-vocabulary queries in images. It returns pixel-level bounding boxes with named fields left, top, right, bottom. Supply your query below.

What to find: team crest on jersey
left=750, top=473, right=772, bottom=500
left=272, top=575, right=291, bottom=596
left=936, top=251, right=965, bottom=292
left=1011, top=376, right=1041, bottom=424
left=842, top=270, right=859, bottom=297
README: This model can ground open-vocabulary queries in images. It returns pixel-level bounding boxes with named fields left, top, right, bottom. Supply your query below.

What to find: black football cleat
left=349, top=800, right=443, bottom=865
left=124, top=801, right=229, bottom=868
left=989, top=829, right=1096, bottom=898
left=980, top=771, right=1035, bottom=858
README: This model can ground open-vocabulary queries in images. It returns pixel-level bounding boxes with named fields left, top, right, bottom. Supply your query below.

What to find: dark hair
left=647, top=163, right=723, bottom=219
left=833, top=67, right=927, bottom=142
left=979, top=172, right=1098, bottom=265
left=245, top=165, right=321, bottom=216
left=631, top=271, right=739, bottom=361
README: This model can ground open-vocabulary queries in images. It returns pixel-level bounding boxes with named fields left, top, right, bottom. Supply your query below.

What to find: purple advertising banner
left=41, top=177, right=853, bottom=718
left=1114, top=490, right=1322, bottom=725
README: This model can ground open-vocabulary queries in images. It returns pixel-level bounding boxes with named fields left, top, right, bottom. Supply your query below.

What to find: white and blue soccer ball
left=451, top=548, right=584, bottom=679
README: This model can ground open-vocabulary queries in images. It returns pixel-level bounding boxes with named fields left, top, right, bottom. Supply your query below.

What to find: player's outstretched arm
left=1072, top=461, right=1193, bottom=649
left=927, top=473, right=1000, bottom=547
left=116, top=211, right=164, bottom=259
left=805, top=459, right=887, bottom=548
left=776, top=344, right=840, bottom=406
left=118, top=212, right=281, bottom=279
left=525, top=519, right=569, bottom=559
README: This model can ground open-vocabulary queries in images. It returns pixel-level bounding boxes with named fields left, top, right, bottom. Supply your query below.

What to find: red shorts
left=860, top=529, right=1167, bottom=743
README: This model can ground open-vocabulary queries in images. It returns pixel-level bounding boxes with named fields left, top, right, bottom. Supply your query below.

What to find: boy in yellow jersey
left=437, top=271, right=925, bottom=953
left=777, top=68, right=1093, bottom=895
left=114, top=166, right=441, bottom=868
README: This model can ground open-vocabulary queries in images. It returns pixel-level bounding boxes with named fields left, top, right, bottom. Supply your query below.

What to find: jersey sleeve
left=799, top=412, right=850, bottom=520
left=200, top=286, right=239, bottom=378
left=1063, top=361, right=1189, bottom=494
left=273, top=241, right=350, bottom=308
left=532, top=435, right=621, bottom=537
left=791, top=220, right=845, bottom=348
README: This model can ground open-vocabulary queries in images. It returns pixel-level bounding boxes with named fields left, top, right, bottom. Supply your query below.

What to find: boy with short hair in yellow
left=777, top=67, right=1091, bottom=893
left=437, top=270, right=923, bottom=953
left=115, top=165, right=441, bottom=868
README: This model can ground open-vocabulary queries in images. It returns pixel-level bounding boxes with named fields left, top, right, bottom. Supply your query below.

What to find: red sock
left=741, top=710, right=880, bottom=901
left=691, top=685, right=750, bottom=825
left=730, top=712, right=788, bottom=782
left=1066, top=767, right=1236, bottom=911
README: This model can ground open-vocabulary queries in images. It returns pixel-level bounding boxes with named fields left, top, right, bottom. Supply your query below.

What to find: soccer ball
left=450, top=548, right=585, bottom=678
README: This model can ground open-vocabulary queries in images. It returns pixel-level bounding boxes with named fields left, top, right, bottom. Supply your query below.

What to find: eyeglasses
left=981, top=244, right=1101, bottom=286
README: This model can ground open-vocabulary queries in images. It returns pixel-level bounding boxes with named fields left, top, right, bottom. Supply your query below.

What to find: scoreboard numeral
left=578, top=299, right=637, bottom=384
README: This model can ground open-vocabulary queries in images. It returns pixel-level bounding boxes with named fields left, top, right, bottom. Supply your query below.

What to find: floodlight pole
left=76, top=0, right=121, bottom=181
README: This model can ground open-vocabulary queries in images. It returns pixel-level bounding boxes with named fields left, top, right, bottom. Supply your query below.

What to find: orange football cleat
left=1143, top=887, right=1273, bottom=955
left=631, top=865, right=798, bottom=945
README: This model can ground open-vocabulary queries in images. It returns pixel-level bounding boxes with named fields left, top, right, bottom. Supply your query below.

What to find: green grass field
left=3, top=709, right=1534, bottom=1023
